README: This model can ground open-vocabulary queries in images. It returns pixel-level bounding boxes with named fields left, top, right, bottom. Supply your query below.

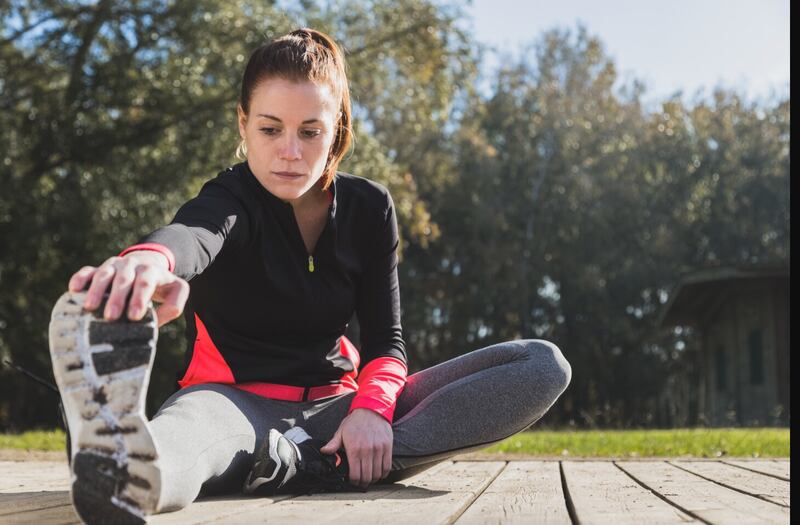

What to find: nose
left=278, top=133, right=301, bottom=161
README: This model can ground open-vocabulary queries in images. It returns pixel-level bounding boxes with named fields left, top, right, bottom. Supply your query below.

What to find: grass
left=0, top=429, right=67, bottom=452
left=483, top=428, right=790, bottom=458
left=0, top=428, right=790, bottom=457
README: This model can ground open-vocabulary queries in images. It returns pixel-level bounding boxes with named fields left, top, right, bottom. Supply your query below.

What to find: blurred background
left=0, top=0, right=789, bottom=432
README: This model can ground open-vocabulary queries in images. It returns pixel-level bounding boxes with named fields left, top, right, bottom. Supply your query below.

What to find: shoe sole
left=49, top=291, right=161, bottom=525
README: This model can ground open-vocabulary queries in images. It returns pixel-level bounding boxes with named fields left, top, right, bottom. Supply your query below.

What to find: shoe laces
left=296, top=444, right=367, bottom=495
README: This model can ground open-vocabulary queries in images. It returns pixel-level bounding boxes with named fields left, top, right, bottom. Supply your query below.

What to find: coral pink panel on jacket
left=178, top=313, right=235, bottom=388
left=348, top=356, right=408, bottom=423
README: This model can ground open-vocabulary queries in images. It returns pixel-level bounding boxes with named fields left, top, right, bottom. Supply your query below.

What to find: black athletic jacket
left=136, top=161, right=406, bottom=391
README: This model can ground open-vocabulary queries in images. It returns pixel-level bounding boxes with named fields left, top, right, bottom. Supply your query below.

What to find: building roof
left=658, top=264, right=789, bottom=328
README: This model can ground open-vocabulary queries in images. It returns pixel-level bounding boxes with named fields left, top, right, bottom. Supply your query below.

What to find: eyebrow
left=257, top=114, right=322, bottom=125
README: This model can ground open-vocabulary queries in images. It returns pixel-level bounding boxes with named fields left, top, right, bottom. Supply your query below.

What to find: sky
left=463, top=0, right=790, bottom=105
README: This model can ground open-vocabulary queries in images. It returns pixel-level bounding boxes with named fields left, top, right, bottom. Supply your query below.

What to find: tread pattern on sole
left=49, top=291, right=162, bottom=524
left=72, top=452, right=147, bottom=525
left=91, top=345, right=154, bottom=376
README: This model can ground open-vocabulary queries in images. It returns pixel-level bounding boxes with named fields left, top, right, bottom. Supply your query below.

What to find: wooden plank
left=0, top=503, right=80, bottom=525
left=671, top=461, right=790, bottom=507
left=0, top=480, right=71, bottom=494
left=0, top=461, right=71, bottom=493
left=562, top=461, right=696, bottom=524
left=335, top=461, right=505, bottom=525
left=723, top=460, right=790, bottom=481
left=150, top=492, right=297, bottom=524
left=455, top=461, right=570, bottom=525
left=618, top=461, right=790, bottom=524
left=0, top=491, right=71, bottom=516
left=153, top=460, right=456, bottom=525
left=210, top=461, right=505, bottom=525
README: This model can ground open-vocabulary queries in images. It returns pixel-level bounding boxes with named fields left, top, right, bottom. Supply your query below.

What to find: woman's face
left=238, top=77, right=339, bottom=204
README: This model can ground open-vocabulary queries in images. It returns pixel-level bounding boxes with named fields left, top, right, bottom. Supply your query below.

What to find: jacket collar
left=241, top=161, right=337, bottom=219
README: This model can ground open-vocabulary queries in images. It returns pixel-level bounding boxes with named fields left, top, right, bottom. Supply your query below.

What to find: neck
left=285, top=177, right=327, bottom=212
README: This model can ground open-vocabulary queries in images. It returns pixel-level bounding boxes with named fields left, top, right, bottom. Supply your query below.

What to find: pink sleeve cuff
left=348, top=356, right=407, bottom=423
left=119, top=243, right=176, bottom=273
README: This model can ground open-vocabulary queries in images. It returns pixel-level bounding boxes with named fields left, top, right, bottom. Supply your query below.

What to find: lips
left=273, top=171, right=305, bottom=180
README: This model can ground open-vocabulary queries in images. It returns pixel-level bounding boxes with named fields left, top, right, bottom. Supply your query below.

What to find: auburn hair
left=235, top=28, right=352, bottom=191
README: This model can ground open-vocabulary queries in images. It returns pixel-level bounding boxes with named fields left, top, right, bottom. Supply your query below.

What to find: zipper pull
left=308, top=255, right=315, bottom=272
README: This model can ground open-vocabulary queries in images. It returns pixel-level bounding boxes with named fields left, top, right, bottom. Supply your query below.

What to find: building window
left=748, top=329, right=764, bottom=384
left=714, top=346, right=727, bottom=391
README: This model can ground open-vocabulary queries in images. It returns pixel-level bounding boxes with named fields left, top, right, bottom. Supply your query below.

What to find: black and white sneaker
left=49, top=291, right=161, bottom=525
left=242, top=426, right=366, bottom=496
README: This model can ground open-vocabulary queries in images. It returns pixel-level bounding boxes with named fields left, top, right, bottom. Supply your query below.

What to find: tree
left=0, top=0, right=462, bottom=428
left=416, top=26, right=789, bottom=427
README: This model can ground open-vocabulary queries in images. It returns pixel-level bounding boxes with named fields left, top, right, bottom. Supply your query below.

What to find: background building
left=660, top=266, right=789, bottom=426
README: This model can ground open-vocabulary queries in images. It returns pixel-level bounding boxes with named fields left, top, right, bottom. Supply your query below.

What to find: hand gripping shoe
left=49, top=291, right=161, bottom=525
left=242, top=426, right=367, bottom=496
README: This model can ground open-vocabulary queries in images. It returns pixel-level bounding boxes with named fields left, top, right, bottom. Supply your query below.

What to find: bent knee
left=519, top=339, right=572, bottom=395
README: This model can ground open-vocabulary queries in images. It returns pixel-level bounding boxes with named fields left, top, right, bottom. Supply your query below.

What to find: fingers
left=341, top=419, right=394, bottom=488
left=69, top=266, right=97, bottom=293
left=382, top=443, right=392, bottom=480
left=127, top=266, right=160, bottom=320
left=153, top=278, right=190, bottom=327
left=347, top=451, right=367, bottom=488
left=71, top=255, right=189, bottom=328
left=360, top=452, right=373, bottom=489
left=84, top=258, right=120, bottom=311
left=105, top=260, right=136, bottom=320
left=347, top=445, right=387, bottom=488
left=373, top=445, right=385, bottom=483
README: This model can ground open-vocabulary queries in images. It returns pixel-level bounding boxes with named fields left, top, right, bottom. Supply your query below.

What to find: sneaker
left=49, top=291, right=161, bottom=525
left=242, top=426, right=367, bottom=496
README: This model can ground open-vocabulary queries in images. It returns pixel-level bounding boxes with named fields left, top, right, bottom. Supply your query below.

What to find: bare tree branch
left=64, top=0, right=113, bottom=107
left=0, top=6, right=93, bottom=47
left=346, top=20, right=432, bottom=58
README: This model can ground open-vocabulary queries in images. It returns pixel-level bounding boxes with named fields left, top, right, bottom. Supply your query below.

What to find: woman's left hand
left=320, top=408, right=393, bottom=489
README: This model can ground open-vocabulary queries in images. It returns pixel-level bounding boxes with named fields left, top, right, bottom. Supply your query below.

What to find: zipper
left=287, top=197, right=332, bottom=274
left=286, top=208, right=316, bottom=273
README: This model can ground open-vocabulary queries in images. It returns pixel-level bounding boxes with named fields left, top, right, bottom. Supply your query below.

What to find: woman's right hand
left=68, top=252, right=190, bottom=328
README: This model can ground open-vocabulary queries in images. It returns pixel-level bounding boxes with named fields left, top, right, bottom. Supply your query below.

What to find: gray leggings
left=150, top=338, right=571, bottom=512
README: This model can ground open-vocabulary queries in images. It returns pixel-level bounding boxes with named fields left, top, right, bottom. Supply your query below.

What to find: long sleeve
left=354, top=191, right=406, bottom=368
left=131, top=175, right=250, bottom=281
left=350, top=190, right=407, bottom=422
left=347, top=356, right=407, bottom=423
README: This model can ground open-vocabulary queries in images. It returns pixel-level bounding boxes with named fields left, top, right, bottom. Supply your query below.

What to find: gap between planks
left=617, top=460, right=790, bottom=525
left=669, top=461, right=790, bottom=508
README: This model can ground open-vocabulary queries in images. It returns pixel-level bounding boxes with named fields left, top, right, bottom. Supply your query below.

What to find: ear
left=237, top=105, right=247, bottom=140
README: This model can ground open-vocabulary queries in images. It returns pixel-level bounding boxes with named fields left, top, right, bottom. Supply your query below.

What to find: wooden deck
left=0, top=455, right=789, bottom=524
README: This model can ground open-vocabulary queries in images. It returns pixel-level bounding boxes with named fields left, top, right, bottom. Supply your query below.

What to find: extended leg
left=149, top=383, right=302, bottom=512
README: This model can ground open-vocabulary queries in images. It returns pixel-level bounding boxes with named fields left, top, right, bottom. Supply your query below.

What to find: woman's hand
left=68, top=252, right=190, bottom=327
left=320, top=408, right=393, bottom=489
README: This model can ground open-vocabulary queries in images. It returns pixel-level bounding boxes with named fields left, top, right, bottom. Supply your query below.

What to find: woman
left=49, top=28, right=571, bottom=524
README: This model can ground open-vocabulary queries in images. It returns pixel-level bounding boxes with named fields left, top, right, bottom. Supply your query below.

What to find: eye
left=301, top=128, right=322, bottom=139
left=259, top=127, right=280, bottom=136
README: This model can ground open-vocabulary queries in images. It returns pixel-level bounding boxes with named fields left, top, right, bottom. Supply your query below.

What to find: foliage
left=0, top=0, right=460, bottom=426
left=0, top=3, right=788, bottom=429
left=409, top=26, right=789, bottom=426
